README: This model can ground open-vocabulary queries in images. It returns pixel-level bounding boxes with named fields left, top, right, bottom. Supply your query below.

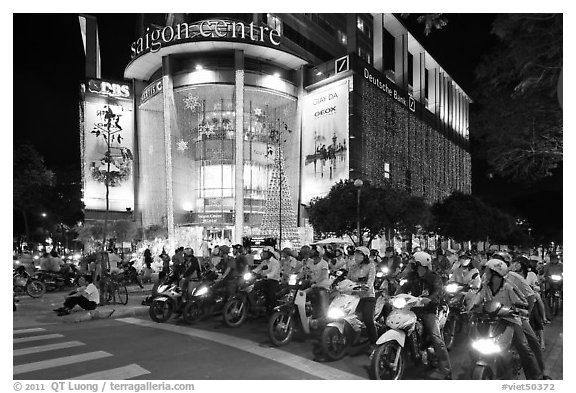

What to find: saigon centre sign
left=131, top=19, right=281, bottom=59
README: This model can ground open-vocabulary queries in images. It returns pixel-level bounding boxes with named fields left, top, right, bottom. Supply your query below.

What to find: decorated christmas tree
left=260, top=146, right=300, bottom=249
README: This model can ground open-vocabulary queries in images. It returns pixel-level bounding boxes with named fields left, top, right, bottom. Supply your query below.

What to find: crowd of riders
left=78, top=241, right=562, bottom=380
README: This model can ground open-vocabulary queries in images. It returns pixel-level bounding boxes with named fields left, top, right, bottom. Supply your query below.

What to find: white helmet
left=413, top=251, right=432, bottom=269
left=355, top=246, right=370, bottom=257
left=485, top=259, right=508, bottom=277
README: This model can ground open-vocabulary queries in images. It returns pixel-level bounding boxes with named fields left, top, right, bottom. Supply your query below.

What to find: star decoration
left=176, top=139, right=189, bottom=152
left=254, top=107, right=263, bottom=116
left=183, top=93, right=201, bottom=112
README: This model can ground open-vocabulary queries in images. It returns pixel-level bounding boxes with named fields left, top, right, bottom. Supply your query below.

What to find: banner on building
left=301, top=77, right=350, bottom=204
left=80, top=79, right=134, bottom=211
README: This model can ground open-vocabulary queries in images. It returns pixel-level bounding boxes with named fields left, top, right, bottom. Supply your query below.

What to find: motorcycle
left=182, top=270, right=227, bottom=324
left=13, top=267, right=46, bottom=298
left=369, top=293, right=449, bottom=380
left=319, top=279, right=387, bottom=361
left=442, top=282, right=469, bottom=350
left=148, top=274, right=188, bottom=323
left=547, top=274, right=563, bottom=316
left=222, top=272, right=268, bottom=327
left=33, top=264, right=81, bottom=292
left=468, top=300, right=522, bottom=380
left=267, top=273, right=322, bottom=346
left=118, top=261, right=144, bottom=288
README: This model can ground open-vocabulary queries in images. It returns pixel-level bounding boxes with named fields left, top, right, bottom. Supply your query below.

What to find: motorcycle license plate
left=554, top=292, right=560, bottom=297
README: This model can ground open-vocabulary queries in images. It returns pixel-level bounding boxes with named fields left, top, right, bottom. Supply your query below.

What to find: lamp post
left=354, top=179, right=363, bottom=246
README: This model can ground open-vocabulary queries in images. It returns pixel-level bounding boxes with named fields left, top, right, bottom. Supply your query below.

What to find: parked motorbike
left=182, top=270, right=227, bottom=324
left=33, top=264, right=80, bottom=292
left=148, top=275, right=187, bottom=323
left=442, top=282, right=469, bottom=350
left=369, top=293, right=449, bottom=380
left=222, top=272, right=268, bottom=327
left=468, top=300, right=522, bottom=380
left=547, top=274, right=563, bottom=316
left=13, top=266, right=46, bottom=298
left=118, top=261, right=144, bottom=288
left=319, top=279, right=387, bottom=361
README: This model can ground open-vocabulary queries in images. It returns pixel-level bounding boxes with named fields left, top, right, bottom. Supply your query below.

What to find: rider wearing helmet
left=489, top=251, right=549, bottom=379
left=396, top=251, right=452, bottom=379
left=348, top=246, right=378, bottom=345
left=468, top=259, right=543, bottom=380
left=252, top=246, right=281, bottom=314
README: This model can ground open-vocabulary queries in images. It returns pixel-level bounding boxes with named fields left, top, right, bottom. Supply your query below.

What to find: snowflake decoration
left=254, top=107, right=263, bottom=117
left=176, top=139, right=189, bottom=152
left=198, top=124, right=215, bottom=138
left=183, top=93, right=202, bottom=112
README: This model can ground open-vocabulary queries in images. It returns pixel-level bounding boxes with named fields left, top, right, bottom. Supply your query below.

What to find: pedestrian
left=53, top=275, right=100, bottom=316
left=142, top=248, right=154, bottom=283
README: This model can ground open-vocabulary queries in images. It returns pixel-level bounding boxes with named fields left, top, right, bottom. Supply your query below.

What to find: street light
left=354, top=179, right=364, bottom=246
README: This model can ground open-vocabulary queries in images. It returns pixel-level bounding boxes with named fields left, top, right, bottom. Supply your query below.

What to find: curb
left=64, top=305, right=150, bottom=323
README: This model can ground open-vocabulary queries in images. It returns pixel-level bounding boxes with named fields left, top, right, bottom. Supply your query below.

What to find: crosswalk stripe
left=69, top=364, right=150, bottom=380
left=14, top=341, right=85, bottom=357
left=118, top=317, right=365, bottom=380
left=13, top=328, right=46, bottom=335
left=14, top=351, right=112, bottom=375
left=14, top=334, right=64, bottom=344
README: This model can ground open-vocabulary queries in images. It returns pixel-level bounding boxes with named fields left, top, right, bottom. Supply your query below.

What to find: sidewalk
left=13, top=283, right=154, bottom=327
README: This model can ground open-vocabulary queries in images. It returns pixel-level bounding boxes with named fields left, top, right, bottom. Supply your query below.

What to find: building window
left=358, top=46, right=372, bottom=64
left=384, top=162, right=390, bottom=179
left=266, top=14, right=283, bottom=35
left=408, top=53, right=414, bottom=87
left=382, top=28, right=395, bottom=72
left=338, top=30, right=347, bottom=46
left=357, top=16, right=372, bottom=39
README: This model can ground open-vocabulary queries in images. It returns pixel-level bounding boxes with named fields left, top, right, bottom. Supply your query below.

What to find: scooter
left=547, top=274, right=563, bottom=316
left=468, top=300, right=522, bottom=380
left=222, top=272, right=268, bottom=327
left=182, top=270, right=227, bottom=324
left=267, top=273, right=323, bottom=346
left=148, top=272, right=188, bottom=323
left=13, top=266, right=46, bottom=298
left=33, top=264, right=80, bottom=292
left=442, top=282, right=470, bottom=350
left=369, top=293, right=449, bottom=380
left=118, top=260, right=144, bottom=288
left=319, top=279, right=387, bottom=361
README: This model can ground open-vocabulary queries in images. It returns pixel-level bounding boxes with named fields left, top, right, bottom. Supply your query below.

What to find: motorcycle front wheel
left=223, top=297, right=247, bottom=327
left=472, top=365, right=494, bottom=380
left=552, top=296, right=560, bottom=316
left=370, top=341, right=405, bottom=380
left=321, top=326, right=347, bottom=361
left=26, top=280, right=46, bottom=298
left=182, top=300, right=203, bottom=324
left=149, top=298, right=174, bottom=323
left=268, top=310, right=294, bottom=346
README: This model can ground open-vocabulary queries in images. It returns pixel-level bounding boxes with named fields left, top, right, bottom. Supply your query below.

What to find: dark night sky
left=11, top=13, right=563, bottom=240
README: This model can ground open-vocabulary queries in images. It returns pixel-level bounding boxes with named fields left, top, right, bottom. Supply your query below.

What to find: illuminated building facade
left=83, top=13, right=472, bottom=249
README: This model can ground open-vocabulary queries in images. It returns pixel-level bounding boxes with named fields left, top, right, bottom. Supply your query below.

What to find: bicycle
left=101, top=274, right=129, bottom=305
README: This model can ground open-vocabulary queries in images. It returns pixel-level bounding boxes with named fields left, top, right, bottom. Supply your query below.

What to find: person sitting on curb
left=53, top=275, right=100, bottom=316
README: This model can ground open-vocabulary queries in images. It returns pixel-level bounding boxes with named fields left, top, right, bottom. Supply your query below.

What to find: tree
left=472, top=14, right=562, bottom=182
left=13, top=144, right=55, bottom=245
left=308, top=180, right=430, bottom=246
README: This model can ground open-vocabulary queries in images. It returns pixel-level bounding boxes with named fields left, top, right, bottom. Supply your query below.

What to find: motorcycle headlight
left=392, top=297, right=407, bottom=309
left=445, top=283, right=459, bottom=293
left=381, top=266, right=390, bottom=274
left=376, top=272, right=384, bottom=278
left=471, top=338, right=502, bottom=355
left=288, top=274, right=298, bottom=286
left=550, top=275, right=562, bottom=281
left=196, top=286, right=209, bottom=296
left=243, top=272, right=253, bottom=281
left=327, top=307, right=346, bottom=319
left=157, top=285, right=168, bottom=292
